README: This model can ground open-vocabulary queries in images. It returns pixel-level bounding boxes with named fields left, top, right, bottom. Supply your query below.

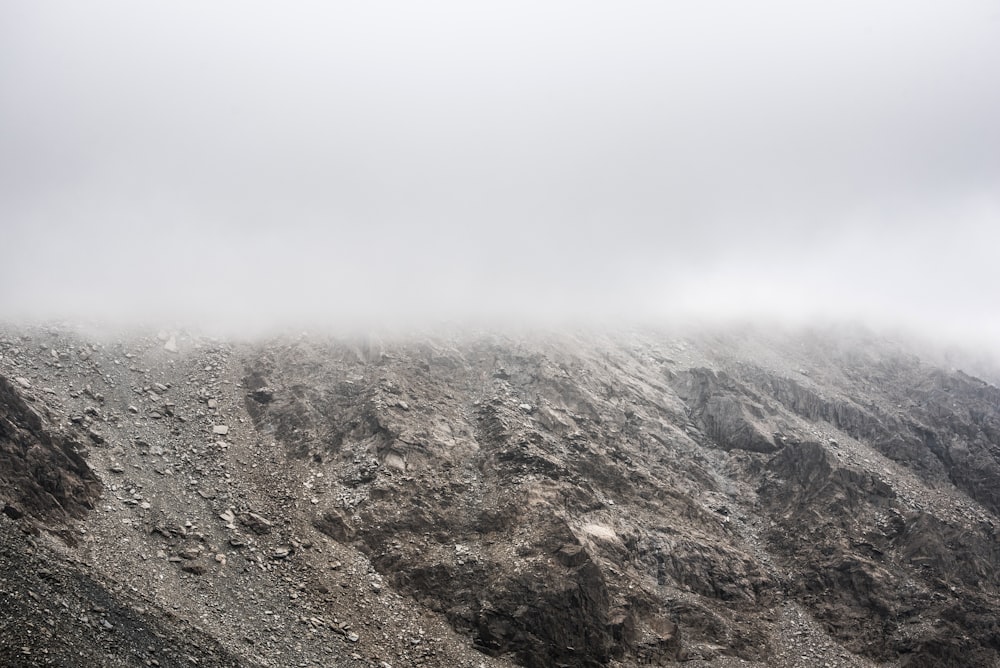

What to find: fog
left=2, top=2, right=999, bottom=344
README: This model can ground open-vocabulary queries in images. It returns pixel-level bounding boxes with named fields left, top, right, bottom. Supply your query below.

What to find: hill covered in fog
left=2, top=323, right=1000, bottom=667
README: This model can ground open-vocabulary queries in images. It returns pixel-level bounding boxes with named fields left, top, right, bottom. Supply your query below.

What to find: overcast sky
left=1, top=1, right=999, bottom=340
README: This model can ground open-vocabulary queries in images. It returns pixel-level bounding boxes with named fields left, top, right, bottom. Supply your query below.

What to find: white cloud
left=1, top=1, right=998, bottom=344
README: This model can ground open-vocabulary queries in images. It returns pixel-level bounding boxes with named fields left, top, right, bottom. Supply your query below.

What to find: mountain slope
left=1, top=324, right=999, bottom=667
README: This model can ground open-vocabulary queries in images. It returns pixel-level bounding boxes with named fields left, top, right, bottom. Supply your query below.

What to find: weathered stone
left=555, top=543, right=589, bottom=568
left=181, top=561, right=207, bottom=575
left=241, top=512, right=273, bottom=535
left=2, top=502, right=24, bottom=520
left=312, top=509, right=355, bottom=542
left=249, top=388, right=274, bottom=404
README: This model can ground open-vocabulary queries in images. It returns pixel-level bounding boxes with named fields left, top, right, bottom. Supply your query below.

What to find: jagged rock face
left=244, top=337, right=782, bottom=666
left=240, top=332, right=1000, bottom=667
left=756, top=438, right=1000, bottom=664
left=0, top=374, right=101, bottom=528
left=740, top=362, right=1000, bottom=515
left=672, top=368, right=779, bottom=453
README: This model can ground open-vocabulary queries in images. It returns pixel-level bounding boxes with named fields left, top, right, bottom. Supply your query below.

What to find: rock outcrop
left=0, top=373, right=101, bottom=531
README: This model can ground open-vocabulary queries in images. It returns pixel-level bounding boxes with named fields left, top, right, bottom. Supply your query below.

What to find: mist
left=2, top=1, right=999, bottom=345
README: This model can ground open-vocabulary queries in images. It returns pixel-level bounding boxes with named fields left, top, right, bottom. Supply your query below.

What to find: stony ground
left=1, top=323, right=998, bottom=667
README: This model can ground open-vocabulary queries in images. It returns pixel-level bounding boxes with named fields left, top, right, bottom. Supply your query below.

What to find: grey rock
left=241, top=512, right=273, bottom=535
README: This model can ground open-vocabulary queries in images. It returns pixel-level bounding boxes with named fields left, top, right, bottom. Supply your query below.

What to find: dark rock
left=249, top=388, right=274, bottom=404
left=2, top=502, right=24, bottom=520
left=313, top=509, right=355, bottom=542
left=181, top=561, right=208, bottom=575
left=241, top=512, right=273, bottom=535
left=555, top=542, right=589, bottom=568
left=0, top=374, right=101, bottom=526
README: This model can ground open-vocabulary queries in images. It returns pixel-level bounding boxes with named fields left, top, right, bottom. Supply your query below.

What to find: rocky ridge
left=1, top=324, right=999, bottom=667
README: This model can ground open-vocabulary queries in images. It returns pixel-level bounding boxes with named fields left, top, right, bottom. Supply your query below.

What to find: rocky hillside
left=1, top=324, right=999, bottom=667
